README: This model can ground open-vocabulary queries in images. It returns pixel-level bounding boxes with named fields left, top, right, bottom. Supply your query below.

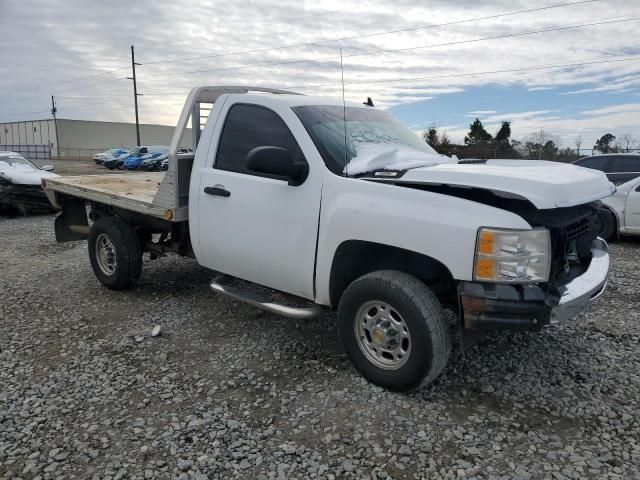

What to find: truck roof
left=239, top=93, right=370, bottom=109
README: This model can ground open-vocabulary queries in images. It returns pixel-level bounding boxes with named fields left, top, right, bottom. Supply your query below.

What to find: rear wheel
left=337, top=270, right=451, bottom=391
left=598, top=208, right=617, bottom=242
left=88, top=216, right=142, bottom=290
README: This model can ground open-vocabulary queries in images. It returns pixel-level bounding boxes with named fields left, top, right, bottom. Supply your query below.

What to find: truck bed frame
left=44, top=86, right=300, bottom=222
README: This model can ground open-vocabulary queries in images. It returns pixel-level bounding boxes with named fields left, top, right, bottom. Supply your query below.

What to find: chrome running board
left=210, top=279, right=327, bottom=320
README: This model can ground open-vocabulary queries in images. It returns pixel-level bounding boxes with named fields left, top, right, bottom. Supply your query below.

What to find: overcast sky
left=1, top=0, right=639, bottom=147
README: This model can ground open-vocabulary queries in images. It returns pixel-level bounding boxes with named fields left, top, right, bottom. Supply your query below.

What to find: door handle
left=204, top=186, right=231, bottom=197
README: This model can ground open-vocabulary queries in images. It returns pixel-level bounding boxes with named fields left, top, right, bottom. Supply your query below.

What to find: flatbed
left=45, top=172, right=168, bottom=219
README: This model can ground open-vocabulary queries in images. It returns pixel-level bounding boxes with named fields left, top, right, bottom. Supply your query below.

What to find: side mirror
left=42, top=165, right=55, bottom=172
left=246, top=146, right=308, bottom=186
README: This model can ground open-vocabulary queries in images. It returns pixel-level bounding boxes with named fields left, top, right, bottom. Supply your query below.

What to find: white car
left=599, top=177, right=640, bottom=240
left=94, top=148, right=128, bottom=165
left=0, top=151, right=58, bottom=214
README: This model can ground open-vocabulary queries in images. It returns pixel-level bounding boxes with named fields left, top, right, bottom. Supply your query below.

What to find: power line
left=0, top=77, right=129, bottom=106
left=0, top=0, right=605, bottom=108
left=139, top=55, right=640, bottom=97
left=141, top=0, right=599, bottom=66
left=342, top=16, right=640, bottom=62
left=12, top=66, right=130, bottom=95
left=288, top=55, right=640, bottom=89
left=3, top=55, right=638, bottom=121
left=139, top=15, right=639, bottom=80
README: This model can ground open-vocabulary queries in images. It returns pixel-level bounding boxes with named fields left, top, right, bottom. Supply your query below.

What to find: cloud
left=444, top=103, right=640, bottom=145
left=467, top=110, right=497, bottom=115
left=0, top=0, right=638, bottom=137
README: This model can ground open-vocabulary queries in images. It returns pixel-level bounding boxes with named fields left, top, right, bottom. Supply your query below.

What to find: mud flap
left=54, top=199, right=89, bottom=242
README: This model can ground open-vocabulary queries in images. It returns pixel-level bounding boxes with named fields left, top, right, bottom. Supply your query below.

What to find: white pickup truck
left=44, top=86, right=614, bottom=391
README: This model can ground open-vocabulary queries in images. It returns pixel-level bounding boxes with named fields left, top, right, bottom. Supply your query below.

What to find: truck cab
left=44, top=86, right=613, bottom=391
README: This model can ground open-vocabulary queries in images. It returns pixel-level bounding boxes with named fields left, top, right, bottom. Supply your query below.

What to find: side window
left=215, top=104, right=304, bottom=174
left=575, top=156, right=607, bottom=171
left=610, top=156, right=640, bottom=173
left=139, top=148, right=148, bottom=154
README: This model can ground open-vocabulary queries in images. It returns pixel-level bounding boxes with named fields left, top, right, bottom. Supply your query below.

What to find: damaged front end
left=0, top=180, right=56, bottom=214
left=459, top=202, right=609, bottom=335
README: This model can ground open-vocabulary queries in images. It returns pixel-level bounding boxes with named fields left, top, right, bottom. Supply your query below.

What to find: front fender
left=314, top=174, right=532, bottom=305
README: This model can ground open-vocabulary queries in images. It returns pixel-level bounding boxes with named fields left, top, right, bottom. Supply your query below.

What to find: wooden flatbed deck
left=45, top=172, right=170, bottom=218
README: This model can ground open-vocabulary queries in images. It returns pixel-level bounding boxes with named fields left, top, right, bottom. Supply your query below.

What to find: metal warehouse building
left=0, top=118, right=187, bottom=160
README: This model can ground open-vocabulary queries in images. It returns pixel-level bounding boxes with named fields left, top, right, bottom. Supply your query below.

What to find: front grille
left=518, top=202, right=600, bottom=287
left=565, top=217, right=590, bottom=242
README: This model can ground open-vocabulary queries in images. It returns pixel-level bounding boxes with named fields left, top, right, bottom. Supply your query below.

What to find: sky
left=0, top=0, right=639, bottom=148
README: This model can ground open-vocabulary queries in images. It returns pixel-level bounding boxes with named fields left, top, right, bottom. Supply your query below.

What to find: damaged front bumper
left=549, top=238, right=609, bottom=324
left=0, top=183, right=55, bottom=213
left=459, top=238, right=610, bottom=331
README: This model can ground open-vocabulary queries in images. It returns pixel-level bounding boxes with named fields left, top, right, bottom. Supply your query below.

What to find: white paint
left=0, top=151, right=58, bottom=185
left=191, top=94, right=324, bottom=299
left=386, top=160, right=615, bottom=209
left=187, top=92, right=615, bottom=304
left=602, top=177, right=640, bottom=235
left=313, top=173, right=532, bottom=305
left=344, top=144, right=445, bottom=175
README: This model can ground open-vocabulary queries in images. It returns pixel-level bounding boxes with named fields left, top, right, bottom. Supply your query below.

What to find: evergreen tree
left=464, top=118, right=492, bottom=145
left=494, top=121, right=511, bottom=144
left=594, top=133, right=617, bottom=153
left=423, top=127, right=439, bottom=147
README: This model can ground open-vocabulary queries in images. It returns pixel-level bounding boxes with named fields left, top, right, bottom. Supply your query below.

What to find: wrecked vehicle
left=44, top=86, right=613, bottom=391
left=0, top=151, right=58, bottom=214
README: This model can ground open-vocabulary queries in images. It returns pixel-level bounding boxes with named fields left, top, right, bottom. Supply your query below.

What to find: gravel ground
left=1, top=212, right=639, bottom=480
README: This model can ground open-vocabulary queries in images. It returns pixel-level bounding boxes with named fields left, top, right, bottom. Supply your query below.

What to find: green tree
left=543, top=140, right=558, bottom=161
left=494, top=121, right=511, bottom=144
left=594, top=133, right=616, bottom=153
left=464, top=118, right=492, bottom=145
left=423, top=127, right=439, bottom=147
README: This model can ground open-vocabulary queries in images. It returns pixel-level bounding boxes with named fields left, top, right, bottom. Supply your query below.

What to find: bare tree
left=617, top=133, right=638, bottom=153
left=529, top=129, right=555, bottom=159
left=574, top=135, right=583, bottom=157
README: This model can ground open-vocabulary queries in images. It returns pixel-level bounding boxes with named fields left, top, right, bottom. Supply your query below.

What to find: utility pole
left=127, top=45, right=142, bottom=146
left=51, top=95, right=61, bottom=159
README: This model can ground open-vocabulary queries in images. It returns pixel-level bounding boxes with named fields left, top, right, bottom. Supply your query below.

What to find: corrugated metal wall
left=0, top=119, right=192, bottom=159
left=0, top=119, right=55, bottom=147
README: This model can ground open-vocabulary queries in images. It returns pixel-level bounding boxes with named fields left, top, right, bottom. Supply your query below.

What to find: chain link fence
left=0, top=144, right=51, bottom=160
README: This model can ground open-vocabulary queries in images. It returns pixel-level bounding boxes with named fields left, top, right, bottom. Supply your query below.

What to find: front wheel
left=597, top=208, right=617, bottom=242
left=337, top=270, right=451, bottom=391
left=88, top=216, right=142, bottom=290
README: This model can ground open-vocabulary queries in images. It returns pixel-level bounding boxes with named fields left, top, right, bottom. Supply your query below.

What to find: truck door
left=196, top=99, right=322, bottom=300
left=625, top=181, right=640, bottom=232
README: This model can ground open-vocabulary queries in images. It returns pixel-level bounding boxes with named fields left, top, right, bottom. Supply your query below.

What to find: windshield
left=293, top=105, right=447, bottom=176
left=0, top=152, right=38, bottom=170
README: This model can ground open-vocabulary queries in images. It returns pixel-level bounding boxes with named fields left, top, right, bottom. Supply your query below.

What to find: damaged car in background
left=0, top=151, right=58, bottom=214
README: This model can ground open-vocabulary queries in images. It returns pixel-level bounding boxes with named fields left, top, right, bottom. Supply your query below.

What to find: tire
left=337, top=270, right=451, bottom=391
left=598, top=208, right=617, bottom=242
left=88, top=216, right=143, bottom=290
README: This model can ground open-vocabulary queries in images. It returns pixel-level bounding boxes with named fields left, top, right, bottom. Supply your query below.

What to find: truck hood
left=375, top=159, right=615, bottom=209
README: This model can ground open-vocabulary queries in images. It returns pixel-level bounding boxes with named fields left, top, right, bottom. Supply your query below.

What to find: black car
left=573, top=154, right=640, bottom=185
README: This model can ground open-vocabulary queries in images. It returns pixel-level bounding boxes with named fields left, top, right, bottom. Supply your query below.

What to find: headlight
left=474, top=228, right=551, bottom=283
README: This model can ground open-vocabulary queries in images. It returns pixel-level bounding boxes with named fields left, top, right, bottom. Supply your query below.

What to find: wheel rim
left=354, top=300, right=411, bottom=370
left=95, top=233, right=117, bottom=276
